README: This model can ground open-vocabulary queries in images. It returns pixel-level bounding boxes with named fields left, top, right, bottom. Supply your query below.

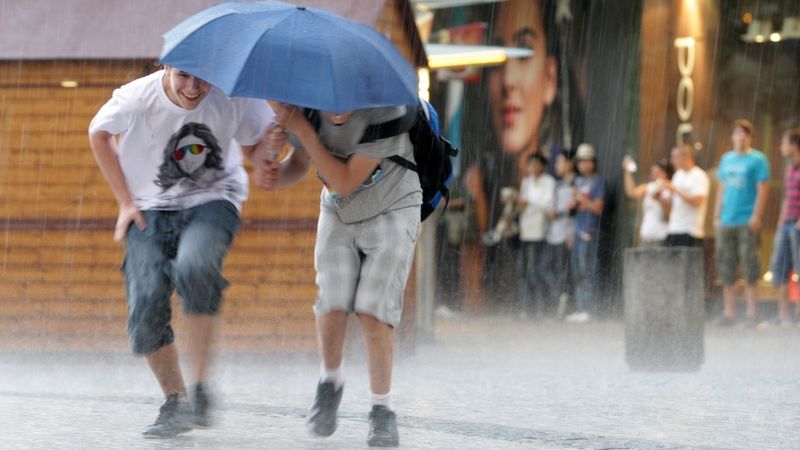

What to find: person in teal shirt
left=714, top=119, right=770, bottom=327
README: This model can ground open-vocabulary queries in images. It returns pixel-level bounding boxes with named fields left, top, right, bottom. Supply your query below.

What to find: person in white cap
left=565, top=143, right=604, bottom=323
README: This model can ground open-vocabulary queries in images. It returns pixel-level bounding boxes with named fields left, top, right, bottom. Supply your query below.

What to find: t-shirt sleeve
left=717, top=155, right=728, bottom=182
left=591, top=178, right=605, bottom=200
left=690, top=170, right=710, bottom=196
left=756, top=154, right=770, bottom=182
left=88, top=85, right=136, bottom=135
left=233, top=99, right=274, bottom=146
left=355, top=134, right=411, bottom=159
left=353, top=106, right=411, bottom=159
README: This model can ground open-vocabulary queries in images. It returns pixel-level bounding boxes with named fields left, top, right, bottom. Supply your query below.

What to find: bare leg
left=777, top=285, right=790, bottom=321
left=745, top=283, right=758, bottom=319
left=317, top=311, right=349, bottom=370
left=723, top=284, right=737, bottom=319
left=146, top=343, right=186, bottom=397
left=357, top=313, right=394, bottom=395
left=185, top=314, right=216, bottom=384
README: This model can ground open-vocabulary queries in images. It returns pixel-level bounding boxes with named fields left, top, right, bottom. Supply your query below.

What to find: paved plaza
left=1, top=317, right=799, bottom=449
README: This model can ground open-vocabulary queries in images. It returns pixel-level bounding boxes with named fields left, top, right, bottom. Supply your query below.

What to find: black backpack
left=305, top=102, right=458, bottom=221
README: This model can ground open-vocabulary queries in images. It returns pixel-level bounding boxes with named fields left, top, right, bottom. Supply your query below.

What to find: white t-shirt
left=518, top=173, right=555, bottom=241
left=546, top=177, right=575, bottom=245
left=668, top=166, right=710, bottom=238
left=639, top=181, right=669, bottom=241
left=88, top=70, right=273, bottom=211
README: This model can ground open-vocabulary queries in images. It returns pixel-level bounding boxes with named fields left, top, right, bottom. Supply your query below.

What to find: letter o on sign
left=677, top=77, right=694, bottom=122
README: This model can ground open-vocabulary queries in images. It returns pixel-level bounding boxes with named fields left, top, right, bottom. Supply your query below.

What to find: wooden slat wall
left=0, top=60, right=323, bottom=352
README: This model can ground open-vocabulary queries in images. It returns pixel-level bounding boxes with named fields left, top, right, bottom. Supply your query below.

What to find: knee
left=173, top=254, right=219, bottom=283
left=357, top=313, right=393, bottom=335
left=172, top=257, right=226, bottom=315
left=128, top=320, right=174, bottom=355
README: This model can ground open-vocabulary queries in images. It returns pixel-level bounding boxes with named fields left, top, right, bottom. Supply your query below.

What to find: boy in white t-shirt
left=517, top=153, right=555, bottom=316
left=88, top=66, right=295, bottom=438
left=664, top=144, right=709, bottom=248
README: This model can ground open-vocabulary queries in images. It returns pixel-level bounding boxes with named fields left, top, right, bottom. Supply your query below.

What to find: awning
left=425, top=43, right=533, bottom=69
left=411, top=0, right=506, bottom=10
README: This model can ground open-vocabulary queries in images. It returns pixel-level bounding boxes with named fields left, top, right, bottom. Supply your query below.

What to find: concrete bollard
left=624, top=247, right=704, bottom=372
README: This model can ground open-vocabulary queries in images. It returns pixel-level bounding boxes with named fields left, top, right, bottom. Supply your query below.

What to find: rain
left=1, top=0, right=799, bottom=449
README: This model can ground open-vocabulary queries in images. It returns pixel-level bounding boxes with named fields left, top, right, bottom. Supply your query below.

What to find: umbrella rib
left=229, top=24, right=276, bottom=96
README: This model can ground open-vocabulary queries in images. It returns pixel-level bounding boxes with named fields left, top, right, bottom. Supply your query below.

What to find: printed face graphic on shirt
left=155, top=122, right=225, bottom=192
left=173, top=136, right=208, bottom=175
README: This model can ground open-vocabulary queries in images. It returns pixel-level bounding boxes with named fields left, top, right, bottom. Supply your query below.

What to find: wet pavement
left=1, top=316, right=799, bottom=449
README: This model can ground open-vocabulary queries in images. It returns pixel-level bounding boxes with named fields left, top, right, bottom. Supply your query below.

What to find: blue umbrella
left=160, top=0, right=419, bottom=112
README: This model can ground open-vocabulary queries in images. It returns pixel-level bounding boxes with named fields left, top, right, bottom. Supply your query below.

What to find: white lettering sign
left=674, top=37, right=695, bottom=144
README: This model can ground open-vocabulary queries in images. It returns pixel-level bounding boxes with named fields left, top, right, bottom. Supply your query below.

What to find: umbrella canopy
left=160, top=0, right=419, bottom=112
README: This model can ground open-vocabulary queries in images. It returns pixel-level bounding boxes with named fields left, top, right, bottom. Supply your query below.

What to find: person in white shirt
left=664, top=144, right=710, bottom=247
left=544, top=150, right=576, bottom=318
left=88, top=66, right=293, bottom=438
left=622, top=156, right=673, bottom=245
left=517, top=153, right=555, bottom=317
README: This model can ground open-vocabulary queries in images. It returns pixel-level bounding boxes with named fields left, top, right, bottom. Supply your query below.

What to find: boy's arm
left=242, top=125, right=312, bottom=190
left=713, top=181, right=724, bottom=228
left=578, top=182, right=604, bottom=215
left=623, top=170, right=646, bottom=199
left=669, top=176, right=706, bottom=207
left=749, top=181, right=768, bottom=232
left=88, top=130, right=146, bottom=242
left=273, top=104, right=381, bottom=197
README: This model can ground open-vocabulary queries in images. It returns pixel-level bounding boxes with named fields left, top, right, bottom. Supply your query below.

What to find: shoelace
left=317, top=385, right=337, bottom=408
left=370, top=409, right=392, bottom=428
left=153, top=398, right=177, bottom=425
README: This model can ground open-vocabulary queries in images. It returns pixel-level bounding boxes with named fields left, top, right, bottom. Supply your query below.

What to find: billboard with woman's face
left=435, top=0, right=589, bottom=311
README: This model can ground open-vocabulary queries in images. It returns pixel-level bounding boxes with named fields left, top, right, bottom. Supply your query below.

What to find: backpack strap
left=305, top=106, right=421, bottom=172
left=361, top=106, right=420, bottom=172
left=304, top=108, right=321, bottom=131
left=303, top=106, right=417, bottom=144
left=359, top=106, right=419, bottom=143
left=387, top=154, right=417, bottom=172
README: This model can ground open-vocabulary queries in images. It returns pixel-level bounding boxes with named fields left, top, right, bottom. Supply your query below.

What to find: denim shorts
left=122, top=200, right=240, bottom=355
left=770, top=222, right=796, bottom=286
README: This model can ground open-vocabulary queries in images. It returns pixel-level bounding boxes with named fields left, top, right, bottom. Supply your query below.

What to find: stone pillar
left=415, top=217, right=437, bottom=344
left=624, top=247, right=704, bottom=371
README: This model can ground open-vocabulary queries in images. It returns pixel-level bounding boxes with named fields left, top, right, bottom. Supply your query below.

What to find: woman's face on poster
left=489, top=0, right=557, bottom=156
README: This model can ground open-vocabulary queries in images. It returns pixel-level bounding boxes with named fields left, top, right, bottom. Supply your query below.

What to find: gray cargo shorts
left=313, top=205, right=420, bottom=327
left=715, top=224, right=761, bottom=285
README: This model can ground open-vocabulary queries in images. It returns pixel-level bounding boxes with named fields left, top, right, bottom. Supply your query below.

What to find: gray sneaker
left=142, top=395, right=192, bottom=439
left=743, top=316, right=758, bottom=329
left=176, top=383, right=212, bottom=429
left=307, top=381, right=343, bottom=437
left=367, top=405, right=399, bottom=447
left=713, top=315, right=737, bottom=328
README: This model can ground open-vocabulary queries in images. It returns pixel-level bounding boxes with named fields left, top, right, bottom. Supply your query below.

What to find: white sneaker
left=565, top=312, right=591, bottom=323
left=556, top=293, right=568, bottom=319
left=435, top=306, right=456, bottom=319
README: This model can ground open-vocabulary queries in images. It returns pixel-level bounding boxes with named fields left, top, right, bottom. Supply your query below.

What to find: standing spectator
left=714, top=119, right=770, bottom=327
left=764, top=127, right=800, bottom=327
left=664, top=144, right=710, bottom=247
left=517, top=153, right=555, bottom=317
left=622, top=156, right=673, bottom=246
left=565, top=143, right=604, bottom=323
left=544, top=150, right=576, bottom=318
